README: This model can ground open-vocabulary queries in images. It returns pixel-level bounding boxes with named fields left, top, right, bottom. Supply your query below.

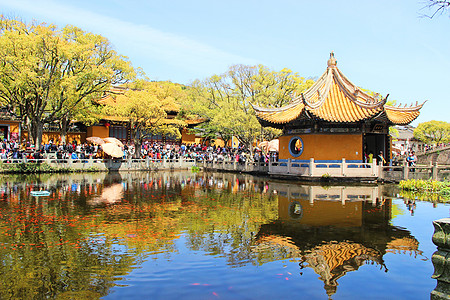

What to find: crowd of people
left=126, top=141, right=275, bottom=163
left=0, top=138, right=275, bottom=164
left=421, top=143, right=450, bottom=153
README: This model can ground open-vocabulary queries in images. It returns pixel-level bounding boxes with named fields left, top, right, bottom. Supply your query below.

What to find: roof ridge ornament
left=327, top=51, right=337, bottom=68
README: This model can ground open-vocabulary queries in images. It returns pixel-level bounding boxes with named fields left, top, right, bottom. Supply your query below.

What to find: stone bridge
left=416, top=145, right=450, bottom=165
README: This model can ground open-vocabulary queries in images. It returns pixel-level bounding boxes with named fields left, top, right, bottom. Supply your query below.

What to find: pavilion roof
left=252, top=52, right=425, bottom=126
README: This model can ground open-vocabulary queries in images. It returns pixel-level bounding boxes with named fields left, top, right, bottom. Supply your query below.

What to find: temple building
left=252, top=52, right=425, bottom=163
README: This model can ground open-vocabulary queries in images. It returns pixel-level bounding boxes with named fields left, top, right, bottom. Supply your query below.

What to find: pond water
left=0, top=171, right=448, bottom=299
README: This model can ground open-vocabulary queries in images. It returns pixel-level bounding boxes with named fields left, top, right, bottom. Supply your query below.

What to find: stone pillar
left=431, top=218, right=450, bottom=299
left=309, top=158, right=314, bottom=176
left=433, top=163, right=439, bottom=181
left=341, top=158, right=346, bottom=177
left=372, top=159, right=378, bottom=177
left=287, top=158, right=291, bottom=174
left=403, top=161, right=409, bottom=180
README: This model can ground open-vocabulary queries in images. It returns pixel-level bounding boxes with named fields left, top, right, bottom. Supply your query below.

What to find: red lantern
left=105, top=122, right=110, bottom=128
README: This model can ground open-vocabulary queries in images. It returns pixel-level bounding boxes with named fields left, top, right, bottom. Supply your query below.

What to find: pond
left=0, top=170, right=448, bottom=299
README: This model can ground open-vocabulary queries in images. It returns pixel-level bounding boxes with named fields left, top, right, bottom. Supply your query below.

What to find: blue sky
left=1, top=0, right=449, bottom=125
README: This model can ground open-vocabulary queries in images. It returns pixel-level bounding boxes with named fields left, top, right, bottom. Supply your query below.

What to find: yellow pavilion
left=252, top=52, right=425, bottom=162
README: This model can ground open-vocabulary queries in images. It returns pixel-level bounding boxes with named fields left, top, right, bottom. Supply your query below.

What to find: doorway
left=0, top=126, right=8, bottom=141
left=363, top=133, right=387, bottom=163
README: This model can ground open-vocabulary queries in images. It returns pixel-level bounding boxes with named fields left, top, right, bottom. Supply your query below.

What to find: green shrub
left=0, top=162, right=101, bottom=174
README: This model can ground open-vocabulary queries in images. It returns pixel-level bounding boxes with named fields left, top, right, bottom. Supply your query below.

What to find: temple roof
left=252, top=52, right=425, bottom=126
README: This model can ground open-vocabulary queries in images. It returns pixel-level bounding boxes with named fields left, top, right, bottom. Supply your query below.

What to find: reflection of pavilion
left=255, top=183, right=421, bottom=298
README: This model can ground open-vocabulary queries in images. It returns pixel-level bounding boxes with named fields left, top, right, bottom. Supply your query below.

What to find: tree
left=386, top=100, right=399, bottom=140
left=186, top=64, right=313, bottom=152
left=413, top=120, right=450, bottom=144
left=0, top=17, right=135, bottom=147
left=421, top=0, right=450, bottom=18
left=102, top=81, right=186, bottom=157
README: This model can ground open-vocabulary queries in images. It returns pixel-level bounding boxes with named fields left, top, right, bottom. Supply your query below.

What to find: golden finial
left=327, top=51, right=337, bottom=67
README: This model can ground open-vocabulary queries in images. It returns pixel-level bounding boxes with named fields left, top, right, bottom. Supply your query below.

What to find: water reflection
left=257, top=182, right=422, bottom=297
left=0, top=171, right=430, bottom=299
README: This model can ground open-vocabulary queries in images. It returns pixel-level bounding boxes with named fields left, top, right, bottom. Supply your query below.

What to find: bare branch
left=420, top=0, right=450, bottom=18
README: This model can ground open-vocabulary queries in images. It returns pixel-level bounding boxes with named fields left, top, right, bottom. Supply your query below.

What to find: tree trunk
left=131, top=126, right=141, bottom=158
left=134, top=139, right=142, bottom=159
left=30, top=119, right=44, bottom=150
left=59, top=118, right=69, bottom=144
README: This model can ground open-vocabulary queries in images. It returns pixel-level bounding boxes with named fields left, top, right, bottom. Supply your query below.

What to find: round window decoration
left=289, top=201, right=303, bottom=220
left=288, top=136, right=304, bottom=157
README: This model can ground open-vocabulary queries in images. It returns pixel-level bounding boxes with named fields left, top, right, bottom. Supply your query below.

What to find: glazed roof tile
left=384, top=104, right=423, bottom=125
left=253, top=52, right=424, bottom=126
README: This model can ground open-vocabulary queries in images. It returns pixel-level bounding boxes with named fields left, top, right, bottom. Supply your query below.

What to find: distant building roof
left=0, top=108, right=20, bottom=122
left=392, top=125, right=423, bottom=142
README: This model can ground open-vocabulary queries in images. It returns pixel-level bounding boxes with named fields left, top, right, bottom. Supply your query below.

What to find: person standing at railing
left=378, top=151, right=386, bottom=165
left=254, top=151, right=260, bottom=163
left=368, top=152, right=373, bottom=163
left=407, top=151, right=417, bottom=172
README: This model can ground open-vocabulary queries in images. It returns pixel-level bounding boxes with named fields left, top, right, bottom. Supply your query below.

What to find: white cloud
left=0, top=0, right=256, bottom=78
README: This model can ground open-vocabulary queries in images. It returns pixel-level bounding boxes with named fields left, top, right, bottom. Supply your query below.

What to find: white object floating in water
left=30, top=191, right=50, bottom=197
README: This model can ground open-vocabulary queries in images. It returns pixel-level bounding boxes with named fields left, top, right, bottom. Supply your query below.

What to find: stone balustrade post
left=433, top=162, right=439, bottom=180
left=431, top=218, right=450, bottom=299
left=403, top=159, right=409, bottom=180
left=341, top=158, right=346, bottom=177
left=309, top=158, right=314, bottom=176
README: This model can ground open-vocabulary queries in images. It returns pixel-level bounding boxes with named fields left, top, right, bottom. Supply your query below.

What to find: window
left=109, top=126, right=126, bottom=140
left=289, top=136, right=304, bottom=157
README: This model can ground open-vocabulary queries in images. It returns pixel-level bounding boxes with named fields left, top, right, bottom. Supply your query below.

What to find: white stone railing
left=204, top=158, right=379, bottom=178
left=203, top=160, right=269, bottom=173
left=269, top=158, right=378, bottom=178
left=380, top=163, right=450, bottom=182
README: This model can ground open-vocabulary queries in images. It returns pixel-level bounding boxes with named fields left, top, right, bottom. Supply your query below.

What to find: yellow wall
left=279, top=134, right=362, bottom=160
left=181, top=129, right=235, bottom=147
left=0, top=121, right=20, bottom=133
left=87, top=126, right=110, bottom=138
left=43, top=132, right=86, bottom=144
left=21, top=132, right=87, bottom=144
left=0, top=121, right=19, bottom=140
left=181, top=128, right=197, bottom=145
left=278, top=196, right=363, bottom=227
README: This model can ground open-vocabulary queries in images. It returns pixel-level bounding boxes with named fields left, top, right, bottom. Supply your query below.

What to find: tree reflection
left=0, top=172, right=426, bottom=298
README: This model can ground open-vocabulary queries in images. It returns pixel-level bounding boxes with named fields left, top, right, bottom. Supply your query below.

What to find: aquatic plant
left=399, top=179, right=450, bottom=201
left=399, top=179, right=450, bottom=192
